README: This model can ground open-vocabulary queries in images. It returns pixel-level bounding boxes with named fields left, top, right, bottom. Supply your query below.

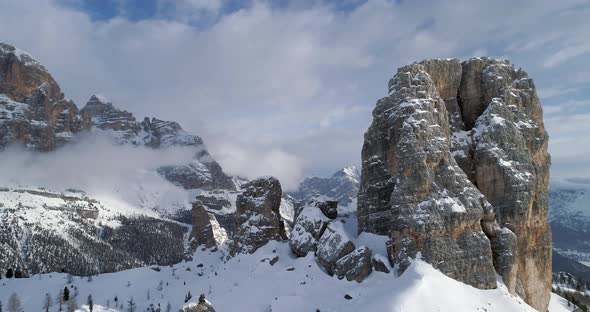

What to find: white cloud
left=0, top=135, right=196, bottom=191
left=208, top=141, right=304, bottom=191
left=0, top=0, right=589, bottom=183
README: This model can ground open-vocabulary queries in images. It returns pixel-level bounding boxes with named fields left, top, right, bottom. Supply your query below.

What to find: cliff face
left=358, top=58, right=551, bottom=311
left=0, top=43, right=83, bottom=151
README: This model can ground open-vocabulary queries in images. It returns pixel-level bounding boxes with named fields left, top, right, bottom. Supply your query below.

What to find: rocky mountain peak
left=358, top=57, right=551, bottom=310
left=290, top=166, right=360, bottom=214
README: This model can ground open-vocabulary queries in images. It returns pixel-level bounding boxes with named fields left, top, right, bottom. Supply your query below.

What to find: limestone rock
left=181, top=294, right=216, bottom=312
left=317, top=200, right=338, bottom=219
left=372, top=255, right=391, bottom=274
left=490, top=228, right=518, bottom=288
left=231, top=177, right=287, bottom=254
left=316, top=222, right=355, bottom=275
left=334, top=246, right=373, bottom=283
left=359, top=59, right=497, bottom=289
left=288, top=199, right=330, bottom=257
left=358, top=57, right=551, bottom=310
left=190, top=203, right=228, bottom=249
left=0, top=43, right=82, bottom=151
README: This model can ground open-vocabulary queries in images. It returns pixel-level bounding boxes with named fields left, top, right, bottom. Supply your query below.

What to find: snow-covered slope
left=290, top=166, right=360, bottom=214
left=0, top=237, right=572, bottom=312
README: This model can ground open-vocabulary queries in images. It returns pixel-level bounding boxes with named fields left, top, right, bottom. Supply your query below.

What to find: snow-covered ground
left=0, top=239, right=572, bottom=312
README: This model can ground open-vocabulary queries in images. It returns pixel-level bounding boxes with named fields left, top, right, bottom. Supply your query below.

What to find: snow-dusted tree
left=5, top=269, right=13, bottom=279
left=66, top=298, right=78, bottom=312
left=43, top=293, right=53, bottom=312
left=166, top=302, right=171, bottom=312
left=66, top=274, right=73, bottom=284
left=106, top=299, right=110, bottom=309
left=87, top=275, right=93, bottom=282
left=63, top=287, right=70, bottom=302
left=0, top=300, right=3, bottom=312
left=147, top=289, right=151, bottom=300
left=127, top=297, right=137, bottom=312
left=7, top=293, right=22, bottom=312
left=157, top=280, right=164, bottom=291
left=87, top=294, right=93, bottom=312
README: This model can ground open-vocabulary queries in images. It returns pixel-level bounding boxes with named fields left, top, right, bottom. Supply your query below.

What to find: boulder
left=334, top=246, right=373, bottom=282
left=316, top=222, right=355, bottom=274
left=231, top=177, right=287, bottom=255
left=372, top=255, right=390, bottom=274
left=181, top=294, right=216, bottom=312
left=190, top=203, right=228, bottom=249
left=317, top=200, right=338, bottom=219
left=289, top=200, right=330, bottom=257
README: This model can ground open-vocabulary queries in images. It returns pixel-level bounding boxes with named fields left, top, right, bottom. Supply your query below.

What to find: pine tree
left=43, top=293, right=53, bottom=312
left=184, top=291, right=192, bottom=303
left=166, top=302, right=171, bottom=312
left=5, top=269, right=13, bottom=279
left=127, top=297, right=136, bottom=312
left=0, top=300, right=3, bottom=312
left=7, top=293, right=22, bottom=312
left=87, top=294, right=93, bottom=312
left=13, top=269, right=22, bottom=279
left=63, top=287, right=70, bottom=302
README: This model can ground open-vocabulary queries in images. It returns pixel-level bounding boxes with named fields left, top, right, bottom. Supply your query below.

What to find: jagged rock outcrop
left=288, top=199, right=331, bottom=257
left=316, top=222, right=355, bottom=275
left=231, top=177, right=287, bottom=254
left=0, top=43, right=83, bottom=151
left=181, top=294, right=216, bottom=312
left=190, top=202, right=228, bottom=248
left=81, top=95, right=235, bottom=191
left=317, top=200, right=338, bottom=220
left=358, top=57, right=551, bottom=310
left=334, top=245, right=373, bottom=283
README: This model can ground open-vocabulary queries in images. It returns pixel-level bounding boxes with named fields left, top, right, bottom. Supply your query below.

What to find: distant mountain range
left=289, top=166, right=360, bottom=215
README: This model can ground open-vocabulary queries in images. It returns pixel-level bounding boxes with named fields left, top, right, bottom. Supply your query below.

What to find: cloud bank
left=0, top=0, right=589, bottom=182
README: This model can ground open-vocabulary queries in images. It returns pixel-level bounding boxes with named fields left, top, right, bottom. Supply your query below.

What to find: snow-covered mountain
left=290, top=166, right=360, bottom=214
left=0, top=43, right=243, bottom=277
left=549, top=181, right=590, bottom=265
left=0, top=44, right=578, bottom=311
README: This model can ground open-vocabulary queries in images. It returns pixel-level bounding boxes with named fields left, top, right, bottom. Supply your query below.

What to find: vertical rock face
left=191, top=202, right=228, bottom=248
left=231, top=177, right=287, bottom=254
left=358, top=57, right=551, bottom=310
left=0, top=43, right=82, bottom=151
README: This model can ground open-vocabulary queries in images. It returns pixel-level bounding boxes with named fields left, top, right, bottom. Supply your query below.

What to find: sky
left=0, top=0, right=589, bottom=187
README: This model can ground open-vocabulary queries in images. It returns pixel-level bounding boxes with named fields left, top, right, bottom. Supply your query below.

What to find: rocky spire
left=357, top=57, right=551, bottom=311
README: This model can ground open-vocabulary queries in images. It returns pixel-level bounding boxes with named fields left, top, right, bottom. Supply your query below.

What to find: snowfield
left=0, top=240, right=572, bottom=312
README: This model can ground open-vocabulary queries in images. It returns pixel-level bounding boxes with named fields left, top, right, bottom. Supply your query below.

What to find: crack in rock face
left=357, top=57, right=551, bottom=311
